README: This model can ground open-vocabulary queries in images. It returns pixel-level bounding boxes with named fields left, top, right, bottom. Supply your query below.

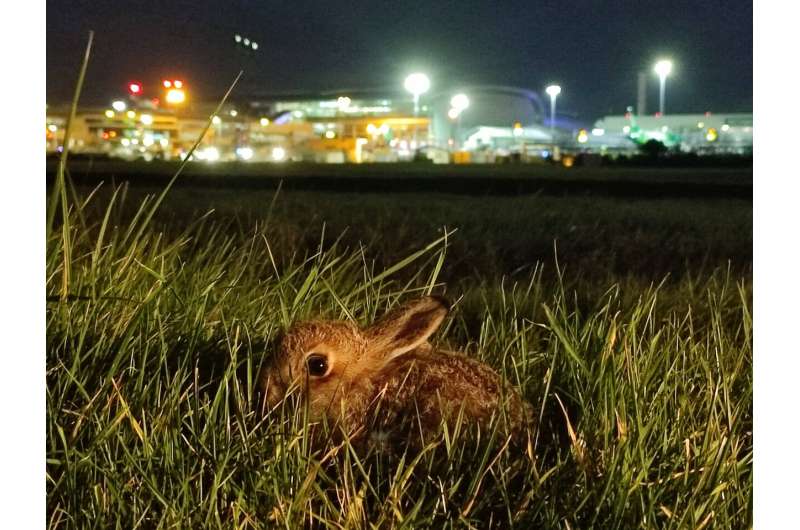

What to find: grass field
left=47, top=163, right=752, bottom=528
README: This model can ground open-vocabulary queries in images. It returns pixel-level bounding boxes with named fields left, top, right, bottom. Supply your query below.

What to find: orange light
left=173, top=80, right=183, bottom=89
left=166, top=88, right=186, bottom=104
left=163, top=80, right=172, bottom=88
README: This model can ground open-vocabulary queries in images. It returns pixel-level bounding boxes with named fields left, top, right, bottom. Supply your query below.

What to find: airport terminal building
left=46, top=87, right=752, bottom=163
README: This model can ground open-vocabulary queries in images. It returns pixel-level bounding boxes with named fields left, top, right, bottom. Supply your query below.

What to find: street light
left=544, top=85, right=561, bottom=156
left=450, top=93, right=469, bottom=113
left=404, top=73, right=430, bottom=116
left=449, top=93, right=469, bottom=151
left=545, top=84, right=561, bottom=130
left=404, top=72, right=430, bottom=148
left=654, top=59, right=673, bottom=115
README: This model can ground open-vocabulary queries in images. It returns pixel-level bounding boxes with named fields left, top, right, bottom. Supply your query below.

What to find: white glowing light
left=325, top=130, right=336, bottom=139
left=142, top=134, right=154, bottom=147
left=251, top=42, right=258, bottom=50
left=131, top=138, right=139, bottom=145
left=577, top=130, right=589, bottom=143
left=140, top=114, right=154, bottom=126
left=404, top=73, right=430, bottom=97
left=104, top=110, right=115, bottom=118
left=513, top=125, right=524, bottom=137
left=203, top=147, right=220, bottom=162
left=697, top=122, right=705, bottom=129
left=721, top=124, right=730, bottom=131
left=112, top=100, right=127, bottom=112
left=212, top=116, right=222, bottom=125
left=126, top=110, right=136, bottom=119
left=447, top=108, right=460, bottom=120
left=173, top=80, right=183, bottom=89
left=272, top=146, right=286, bottom=161
left=450, top=93, right=469, bottom=112
left=337, top=96, right=351, bottom=111
left=661, top=125, right=668, bottom=132
left=545, top=85, right=562, bottom=97
left=229, top=109, right=238, bottom=117
left=243, top=38, right=250, bottom=46
left=654, top=59, right=673, bottom=78
left=591, top=128, right=605, bottom=136
left=623, top=125, right=631, bottom=134
left=159, top=138, right=169, bottom=148
left=236, top=146, right=254, bottom=160
left=121, top=138, right=130, bottom=146
left=366, top=123, right=377, bottom=135
left=47, top=124, right=57, bottom=132
left=234, top=34, right=242, bottom=43
left=260, top=117, right=270, bottom=126
left=378, top=123, right=389, bottom=135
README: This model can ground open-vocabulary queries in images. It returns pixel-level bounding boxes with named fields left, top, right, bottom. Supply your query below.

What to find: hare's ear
left=365, top=296, right=449, bottom=361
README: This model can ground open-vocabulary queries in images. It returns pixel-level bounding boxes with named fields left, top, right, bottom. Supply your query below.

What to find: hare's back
left=373, top=350, right=526, bottom=433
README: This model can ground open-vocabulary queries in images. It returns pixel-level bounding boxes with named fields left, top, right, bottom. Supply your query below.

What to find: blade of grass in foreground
left=127, top=71, right=244, bottom=248
left=47, top=30, right=93, bottom=300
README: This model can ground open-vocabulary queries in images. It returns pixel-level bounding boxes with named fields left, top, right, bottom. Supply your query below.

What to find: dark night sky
left=46, top=0, right=753, bottom=120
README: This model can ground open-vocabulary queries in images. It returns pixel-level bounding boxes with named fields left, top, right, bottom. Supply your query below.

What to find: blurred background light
left=272, top=146, right=287, bottom=161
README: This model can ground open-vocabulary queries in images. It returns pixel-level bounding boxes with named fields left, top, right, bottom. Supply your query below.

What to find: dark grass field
left=47, top=161, right=753, bottom=528
left=57, top=160, right=752, bottom=285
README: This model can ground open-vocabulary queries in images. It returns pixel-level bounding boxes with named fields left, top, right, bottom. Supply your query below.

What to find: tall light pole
left=654, top=59, right=673, bottom=115
left=404, top=72, right=430, bottom=116
left=545, top=84, right=561, bottom=148
left=450, top=93, right=469, bottom=151
left=404, top=73, right=430, bottom=147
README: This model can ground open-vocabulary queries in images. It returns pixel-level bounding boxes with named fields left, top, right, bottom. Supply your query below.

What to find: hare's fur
left=259, top=296, right=531, bottom=443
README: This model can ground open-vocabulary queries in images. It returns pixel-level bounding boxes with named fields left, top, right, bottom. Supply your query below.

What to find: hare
left=258, top=296, right=532, bottom=447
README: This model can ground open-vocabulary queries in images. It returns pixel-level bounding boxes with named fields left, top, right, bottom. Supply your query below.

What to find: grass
left=46, top=178, right=752, bottom=527
left=46, top=36, right=751, bottom=529
left=71, top=181, right=752, bottom=286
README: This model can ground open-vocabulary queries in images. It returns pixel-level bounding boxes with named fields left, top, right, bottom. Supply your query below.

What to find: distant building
left=46, top=90, right=752, bottom=163
left=591, top=113, right=753, bottom=155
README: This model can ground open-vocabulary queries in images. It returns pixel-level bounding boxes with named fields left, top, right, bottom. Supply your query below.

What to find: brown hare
left=259, top=296, right=532, bottom=447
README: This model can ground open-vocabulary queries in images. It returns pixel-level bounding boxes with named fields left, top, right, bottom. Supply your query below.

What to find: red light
left=128, top=82, right=142, bottom=94
left=102, top=132, right=109, bottom=140
left=705, top=111, right=712, bottom=117
left=151, top=98, right=160, bottom=106
left=654, top=112, right=663, bottom=118
left=163, top=80, right=172, bottom=88
left=173, top=80, right=183, bottom=89
left=624, top=112, right=631, bottom=119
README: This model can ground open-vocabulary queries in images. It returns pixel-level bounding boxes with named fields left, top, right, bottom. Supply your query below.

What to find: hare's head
left=259, top=296, right=450, bottom=426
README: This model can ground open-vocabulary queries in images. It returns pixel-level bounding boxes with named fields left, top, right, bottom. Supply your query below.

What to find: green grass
left=46, top=179, right=752, bottom=528
left=72, top=182, right=752, bottom=286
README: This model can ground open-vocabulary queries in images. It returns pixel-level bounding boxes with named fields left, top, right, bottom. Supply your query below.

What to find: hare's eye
left=306, top=354, right=329, bottom=377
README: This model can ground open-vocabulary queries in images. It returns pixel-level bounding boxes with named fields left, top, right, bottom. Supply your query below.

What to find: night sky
left=46, top=0, right=753, bottom=120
